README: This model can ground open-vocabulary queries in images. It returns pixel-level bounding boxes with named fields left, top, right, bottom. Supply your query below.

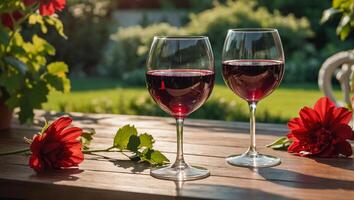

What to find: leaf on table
left=266, top=136, right=292, bottom=150
left=113, top=125, right=138, bottom=150
left=138, top=133, right=154, bottom=148
left=80, top=128, right=96, bottom=150
left=139, top=148, right=169, bottom=165
left=127, top=135, right=140, bottom=152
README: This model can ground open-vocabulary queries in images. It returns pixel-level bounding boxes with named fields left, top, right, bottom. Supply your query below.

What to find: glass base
left=150, top=163, right=210, bottom=181
left=226, top=151, right=281, bottom=168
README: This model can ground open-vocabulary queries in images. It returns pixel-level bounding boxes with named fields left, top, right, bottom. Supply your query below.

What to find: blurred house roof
left=117, top=0, right=191, bottom=9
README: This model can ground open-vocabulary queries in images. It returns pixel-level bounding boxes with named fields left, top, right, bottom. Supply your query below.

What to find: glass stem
left=172, top=118, right=187, bottom=169
left=248, top=102, right=258, bottom=154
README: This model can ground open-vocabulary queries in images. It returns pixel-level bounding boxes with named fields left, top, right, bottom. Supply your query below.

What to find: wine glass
left=146, top=36, right=215, bottom=180
left=222, top=28, right=285, bottom=167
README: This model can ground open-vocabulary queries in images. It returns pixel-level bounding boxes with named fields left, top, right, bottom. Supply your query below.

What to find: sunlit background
left=40, top=0, right=353, bottom=123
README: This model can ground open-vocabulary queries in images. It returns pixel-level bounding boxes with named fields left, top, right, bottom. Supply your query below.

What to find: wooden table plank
left=0, top=111, right=353, bottom=200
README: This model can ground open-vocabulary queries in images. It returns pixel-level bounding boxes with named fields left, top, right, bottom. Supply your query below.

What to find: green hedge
left=99, top=23, right=185, bottom=77
left=100, top=0, right=314, bottom=84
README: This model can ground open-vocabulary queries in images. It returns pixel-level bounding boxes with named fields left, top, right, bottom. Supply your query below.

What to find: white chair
left=318, top=50, right=354, bottom=107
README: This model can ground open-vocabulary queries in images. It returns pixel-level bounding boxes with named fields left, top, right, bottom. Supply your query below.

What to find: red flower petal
left=331, top=123, right=353, bottom=141
left=299, top=107, right=321, bottom=129
left=316, top=145, right=335, bottom=158
left=288, top=117, right=303, bottom=130
left=41, top=141, right=61, bottom=154
left=59, top=127, right=82, bottom=142
left=288, top=141, right=304, bottom=153
left=29, top=153, right=43, bottom=172
left=313, top=97, right=335, bottom=124
left=335, top=141, right=353, bottom=157
left=30, top=134, right=43, bottom=154
left=39, top=0, right=66, bottom=16
left=331, top=107, right=352, bottom=125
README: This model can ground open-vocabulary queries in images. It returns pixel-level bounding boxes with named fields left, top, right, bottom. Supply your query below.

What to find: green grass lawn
left=43, top=77, right=342, bottom=123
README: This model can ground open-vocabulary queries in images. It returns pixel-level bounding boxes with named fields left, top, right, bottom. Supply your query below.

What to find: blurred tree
left=45, top=0, right=116, bottom=75
left=321, top=0, right=354, bottom=40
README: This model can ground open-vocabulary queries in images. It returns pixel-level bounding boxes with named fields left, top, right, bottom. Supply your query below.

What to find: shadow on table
left=178, top=183, right=296, bottom=200
left=258, top=168, right=354, bottom=190
left=86, top=153, right=150, bottom=173
left=313, top=157, right=354, bottom=171
left=110, top=159, right=150, bottom=173
left=30, top=168, right=83, bottom=182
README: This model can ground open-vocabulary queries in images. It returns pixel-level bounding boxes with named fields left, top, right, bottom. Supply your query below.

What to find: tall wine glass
left=146, top=36, right=215, bottom=180
left=222, top=28, right=285, bottom=167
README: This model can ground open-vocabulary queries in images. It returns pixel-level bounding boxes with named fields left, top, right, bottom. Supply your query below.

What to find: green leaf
left=336, top=15, right=352, bottom=40
left=28, top=14, right=47, bottom=34
left=266, top=136, right=292, bottom=150
left=0, top=28, right=10, bottom=45
left=320, top=8, right=339, bottom=24
left=32, top=35, right=55, bottom=56
left=18, top=101, right=34, bottom=124
left=0, top=67, right=23, bottom=94
left=127, top=135, right=140, bottom=151
left=40, top=120, right=49, bottom=134
left=113, top=125, right=138, bottom=150
left=80, top=128, right=96, bottom=150
left=4, top=56, right=27, bottom=74
left=43, top=62, right=70, bottom=93
left=45, top=16, right=67, bottom=39
left=43, top=73, right=70, bottom=93
left=27, top=80, right=49, bottom=108
left=139, top=148, right=169, bottom=165
left=47, top=62, right=69, bottom=75
left=138, top=133, right=154, bottom=148
left=150, top=150, right=169, bottom=165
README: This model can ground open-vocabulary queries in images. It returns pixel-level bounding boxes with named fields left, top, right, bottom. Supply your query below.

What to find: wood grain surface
left=0, top=111, right=353, bottom=200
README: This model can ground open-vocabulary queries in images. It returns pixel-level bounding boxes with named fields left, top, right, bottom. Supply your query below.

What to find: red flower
left=287, top=97, right=353, bottom=157
left=38, top=0, right=66, bottom=16
left=0, top=11, right=23, bottom=29
left=29, top=117, right=84, bottom=172
left=0, top=0, right=36, bottom=29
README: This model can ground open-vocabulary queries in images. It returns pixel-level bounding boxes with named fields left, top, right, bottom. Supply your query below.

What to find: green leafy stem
left=266, top=136, right=293, bottom=150
left=0, top=125, right=170, bottom=166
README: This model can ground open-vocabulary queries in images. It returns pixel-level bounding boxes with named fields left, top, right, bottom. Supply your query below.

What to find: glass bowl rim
left=228, top=28, right=278, bottom=33
left=153, top=36, right=209, bottom=40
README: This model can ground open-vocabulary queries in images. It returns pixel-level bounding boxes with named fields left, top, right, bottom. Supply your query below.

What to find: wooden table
left=0, top=111, right=353, bottom=200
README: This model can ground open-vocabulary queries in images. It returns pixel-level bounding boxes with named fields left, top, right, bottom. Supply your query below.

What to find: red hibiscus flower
left=38, top=0, right=66, bottom=16
left=0, top=11, right=23, bottom=29
left=29, top=117, right=84, bottom=172
left=287, top=97, right=353, bottom=157
left=0, top=0, right=36, bottom=29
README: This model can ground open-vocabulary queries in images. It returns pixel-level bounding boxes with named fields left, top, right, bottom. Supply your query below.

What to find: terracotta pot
left=0, top=100, right=13, bottom=130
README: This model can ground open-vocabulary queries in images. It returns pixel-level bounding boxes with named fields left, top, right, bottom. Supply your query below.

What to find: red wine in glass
left=146, top=69, right=215, bottom=118
left=222, top=60, right=285, bottom=102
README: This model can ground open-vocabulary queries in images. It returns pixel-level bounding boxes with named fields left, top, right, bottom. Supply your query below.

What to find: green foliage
left=101, top=0, right=313, bottom=83
left=186, top=0, right=312, bottom=56
left=43, top=80, right=342, bottom=124
left=45, top=0, right=115, bottom=75
left=113, top=125, right=169, bottom=165
left=0, top=3, right=70, bottom=123
left=266, top=136, right=292, bottom=150
left=321, top=0, right=354, bottom=40
left=100, top=23, right=185, bottom=77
